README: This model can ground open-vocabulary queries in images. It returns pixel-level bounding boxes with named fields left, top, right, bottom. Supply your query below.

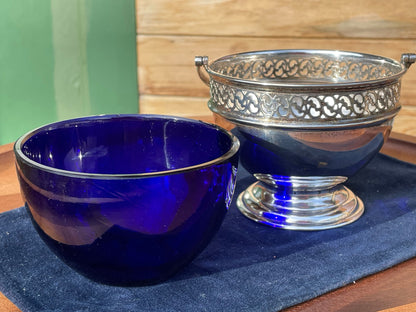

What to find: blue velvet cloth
left=1, top=153, right=416, bottom=311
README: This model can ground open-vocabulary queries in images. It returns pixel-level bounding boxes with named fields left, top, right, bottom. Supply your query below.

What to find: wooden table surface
left=1, top=129, right=416, bottom=312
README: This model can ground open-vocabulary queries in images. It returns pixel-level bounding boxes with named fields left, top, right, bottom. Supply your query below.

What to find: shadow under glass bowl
left=196, top=49, right=415, bottom=230
left=14, top=114, right=239, bottom=285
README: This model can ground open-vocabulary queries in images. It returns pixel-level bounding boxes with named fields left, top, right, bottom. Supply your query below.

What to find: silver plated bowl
left=196, top=50, right=416, bottom=230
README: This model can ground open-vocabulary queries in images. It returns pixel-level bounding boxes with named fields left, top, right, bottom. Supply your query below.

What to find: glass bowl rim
left=14, top=114, right=240, bottom=180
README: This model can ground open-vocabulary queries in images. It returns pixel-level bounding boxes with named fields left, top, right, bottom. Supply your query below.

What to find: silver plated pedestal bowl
left=196, top=50, right=415, bottom=230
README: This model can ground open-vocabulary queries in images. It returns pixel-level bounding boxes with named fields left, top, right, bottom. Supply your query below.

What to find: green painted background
left=0, top=0, right=138, bottom=144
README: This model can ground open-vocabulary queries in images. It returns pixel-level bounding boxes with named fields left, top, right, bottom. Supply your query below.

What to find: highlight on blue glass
left=14, top=114, right=239, bottom=285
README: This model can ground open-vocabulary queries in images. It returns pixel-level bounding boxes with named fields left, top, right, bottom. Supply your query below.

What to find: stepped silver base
left=236, top=176, right=364, bottom=231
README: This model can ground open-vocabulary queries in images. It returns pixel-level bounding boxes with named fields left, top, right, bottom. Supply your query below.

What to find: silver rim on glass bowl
left=196, top=50, right=416, bottom=230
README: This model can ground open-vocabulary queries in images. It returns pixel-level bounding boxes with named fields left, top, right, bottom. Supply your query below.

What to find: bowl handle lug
left=195, top=56, right=210, bottom=86
left=401, top=53, right=416, bottom=69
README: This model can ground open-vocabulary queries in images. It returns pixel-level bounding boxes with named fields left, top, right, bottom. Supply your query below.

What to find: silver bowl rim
left=205, top=49, right=408, bottom=90
left=14, top=114, right=240, bottom=180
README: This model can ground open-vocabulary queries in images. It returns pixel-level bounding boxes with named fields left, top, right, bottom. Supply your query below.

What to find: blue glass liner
left=238, top=127, right=386, bottom=177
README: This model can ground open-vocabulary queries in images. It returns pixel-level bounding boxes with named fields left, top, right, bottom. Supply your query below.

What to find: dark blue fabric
left=1, top=153, right=416, bottom=311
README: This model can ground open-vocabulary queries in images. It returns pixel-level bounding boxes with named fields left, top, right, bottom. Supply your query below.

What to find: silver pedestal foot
left=236, top=176, right=364, bottom=231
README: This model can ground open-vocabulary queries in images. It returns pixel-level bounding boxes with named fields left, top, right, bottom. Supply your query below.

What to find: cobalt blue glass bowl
left=14, top=115, right=239, bottom=285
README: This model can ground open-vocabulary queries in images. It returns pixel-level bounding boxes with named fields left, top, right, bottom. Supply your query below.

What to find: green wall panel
left=0, top=0, right=138, bottom=144
left=0, top=0, right=57, bottom=144
left=86, top=0, right=138, bottom=114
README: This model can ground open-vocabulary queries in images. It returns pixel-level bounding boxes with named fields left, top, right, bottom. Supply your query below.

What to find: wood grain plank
left=380, top=302, right=416, bottom=312
left=137, top=35, right=416, bottom=105
left=139, top=95, right=210, bottom=116
left=137, top=0, right=416, bottom=39
left=0, top=143, right=23, bottom=213
left=285, top=257, right=416, bottom=312
left=0, top=292, right=20, bottom=312
left=394, top=105, right=416, bottom=137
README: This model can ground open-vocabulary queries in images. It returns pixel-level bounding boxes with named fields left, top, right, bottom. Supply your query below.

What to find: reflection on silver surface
left=237, top=120, right=391, bottom=178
